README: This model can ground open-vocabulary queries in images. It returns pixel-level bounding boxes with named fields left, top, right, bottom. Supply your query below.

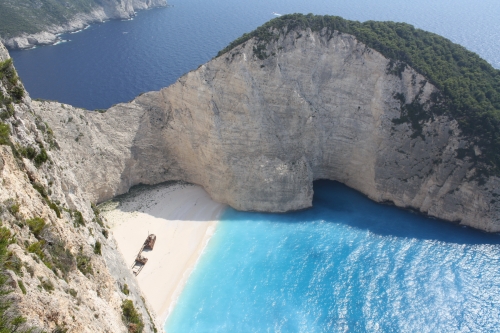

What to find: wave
left=70, top=25, right=90, bottom=34
left=53, top=39, right=70, bottom=46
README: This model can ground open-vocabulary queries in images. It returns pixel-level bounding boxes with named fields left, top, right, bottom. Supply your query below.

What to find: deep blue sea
left=7, top=1, right=500, bottom=332
left=9, top=0, right=500, bottom=110
left=166, top=181, right=500, bottom=333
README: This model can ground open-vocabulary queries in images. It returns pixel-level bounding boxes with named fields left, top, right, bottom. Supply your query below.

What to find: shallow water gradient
left=165, top=181, right=500, bottom=333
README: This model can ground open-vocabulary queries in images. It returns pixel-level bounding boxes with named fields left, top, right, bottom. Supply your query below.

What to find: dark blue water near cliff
left=9, top=0, right=500, bottom=110
left=8, top=1, right=500, bottom=332
left=166, top=181, right=500, bottom=333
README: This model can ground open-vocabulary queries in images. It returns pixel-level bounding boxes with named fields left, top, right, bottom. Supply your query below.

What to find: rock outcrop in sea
left=33, top=26, right=500, bottom=232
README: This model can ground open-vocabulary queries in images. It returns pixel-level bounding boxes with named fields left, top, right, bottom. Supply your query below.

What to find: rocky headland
left=0, top=0, right=167, bottom=49
left=0, top=12, right=500, bottom=332
left=35, top=17, right=500, bottom=232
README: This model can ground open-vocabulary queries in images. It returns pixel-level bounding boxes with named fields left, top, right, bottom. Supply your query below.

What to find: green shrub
left=31, top=182, right=47, bottom=198
left=53, top=325, right=68, bottom=333
left=41, top=279, right=54, bottom=292
left=76, top=252, right=92, bottom=276
left=140, top=296, right=158, bottom=333
left=68, top=288, right=77, bottom=298
left=0, top=59, right=13, bottom=78
left=19, top=146, right=49, bottom=167
left=26, top=265, right=34, bottom=278
left=47, top=241, right=75, bottom=277
left=91, top=203, right=104, bottom=227
left=9, top=204, right=19, bottom=215
left=5, top=199, right=19, bottom=216
left=19, top=146, right=37, bottom=160
left=73, top=210, right=85, bottom=227
left=33, top=148, right=48, bottom=167
left=11, top=86, right=24, bottom=102
left=121, top=299, right=144, bottom=333
left=0, top=102, right=14, bottom=120
left=0, top=59, right=25, bottom=109
left=27, top=236, right=75, bottom=277
left=0, top=123, right=9, bottom=145
left=93, top=241, right=102, bottom=255
left=27, top=241, right=47, bottom=265
left=17, top=280, right=26, bottom=294
left=31, top=183, right=61, bottom=218
left=121, top=283, right=130, bottom=295
left=26, top=217, right=46, bottom=239
left=4, top=252, right=23, bottom=276
left=6, top=103, right=14, bottom=116
left=0, top=227, right=13, bottom=251
left=48, top=201, right=61, bottom=218
left=102, top=229, right=109, bottom=239
left=0, top=226, right=33, bottom=332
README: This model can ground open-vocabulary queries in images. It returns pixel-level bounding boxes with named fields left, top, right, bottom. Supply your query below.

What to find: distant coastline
left=0, top=0, right=168, bottom=50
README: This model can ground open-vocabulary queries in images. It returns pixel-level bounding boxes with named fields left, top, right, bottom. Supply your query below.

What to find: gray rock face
left=0, top=42, right=9, bottom=61
left=0, top=43, right=161, bottom=332
left=36, top=28, right=500, bottom=232
left=2, top=0, right=167, bottom=49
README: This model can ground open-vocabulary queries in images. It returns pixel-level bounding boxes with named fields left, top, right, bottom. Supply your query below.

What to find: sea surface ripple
left=6, top=2, right=500, bottom=331
left=165, top=181, right=500, bottom=333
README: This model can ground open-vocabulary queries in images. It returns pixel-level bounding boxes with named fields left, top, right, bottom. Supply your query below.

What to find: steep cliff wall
left=35, top=28, right=500, bottom=232
left=0, top=43, right=160, bottom=332
left=1, top=0, right=167, bottom=49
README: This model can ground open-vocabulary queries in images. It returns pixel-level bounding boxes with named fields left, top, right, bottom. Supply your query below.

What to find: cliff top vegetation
left=218, top=13, right=500, bottom=178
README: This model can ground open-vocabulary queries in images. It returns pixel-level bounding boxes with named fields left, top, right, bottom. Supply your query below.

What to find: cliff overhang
left=31, top=15, right=500, bottom=232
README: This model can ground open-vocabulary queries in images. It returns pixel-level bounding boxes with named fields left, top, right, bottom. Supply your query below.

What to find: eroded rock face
left=0, top=44, right=160, bottom=332
left=36, top=28, right=500, bottom=232
left=0, top=43, right=9, bottom=61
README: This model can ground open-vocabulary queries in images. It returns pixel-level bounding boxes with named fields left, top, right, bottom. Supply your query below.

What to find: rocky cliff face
left=35, top=27, right=500, bottom=232
left=0, top=43, right=160, bottom=332
left=2, top=0, right=167, bottom=49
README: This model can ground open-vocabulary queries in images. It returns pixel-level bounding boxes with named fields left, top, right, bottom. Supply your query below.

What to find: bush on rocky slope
left=0, top=226, right=33, bottom=333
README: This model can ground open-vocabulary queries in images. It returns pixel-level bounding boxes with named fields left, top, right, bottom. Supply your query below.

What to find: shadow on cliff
left=111, top=179, right=500, bottom=245
left=222, top=180, right=500, bottom=246
left=109, top=180, right=222, bottom=222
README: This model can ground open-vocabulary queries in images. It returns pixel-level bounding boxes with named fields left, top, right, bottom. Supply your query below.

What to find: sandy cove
left=100, top=182, right=226, bottom=327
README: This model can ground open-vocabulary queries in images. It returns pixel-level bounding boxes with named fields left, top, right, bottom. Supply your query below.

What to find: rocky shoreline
left=1, top=0, right=167, bottom=50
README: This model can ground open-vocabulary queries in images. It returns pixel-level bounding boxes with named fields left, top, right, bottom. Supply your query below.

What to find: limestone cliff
left=0, top=43, right=160, bottom=332
left=1, top=0, right=167, bottom=49
left=34, top=27, right=500, bottom=232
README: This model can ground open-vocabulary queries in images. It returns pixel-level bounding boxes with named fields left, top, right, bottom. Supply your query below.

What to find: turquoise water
left=6, top=1, right=500, bottom=331
left=165, top=181, right=500, bottom=332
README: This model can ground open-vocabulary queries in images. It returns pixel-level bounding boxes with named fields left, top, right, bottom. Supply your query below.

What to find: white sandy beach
left=101, top=183, right=226, bottom=326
